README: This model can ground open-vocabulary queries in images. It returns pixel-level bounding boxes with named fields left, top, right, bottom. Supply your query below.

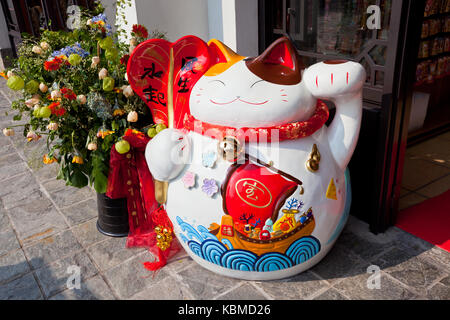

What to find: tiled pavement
left=399, top=132, right=450, bottom=210
left=0, top=82, right=449, bottom=300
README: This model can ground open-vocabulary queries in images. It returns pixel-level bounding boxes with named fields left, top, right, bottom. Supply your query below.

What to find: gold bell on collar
left=217, top=136, right=243, bottom=162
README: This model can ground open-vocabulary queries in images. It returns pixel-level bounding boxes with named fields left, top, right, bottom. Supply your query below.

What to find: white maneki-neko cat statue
left=127, top=35, right=365, bottom=280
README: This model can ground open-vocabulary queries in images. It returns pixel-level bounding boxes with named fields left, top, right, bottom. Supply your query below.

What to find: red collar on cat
left=183, top=100, right=329, bottom=142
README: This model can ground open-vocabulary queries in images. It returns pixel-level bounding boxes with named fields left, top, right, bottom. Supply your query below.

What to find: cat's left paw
left=303, top=60, right=366, bottom=99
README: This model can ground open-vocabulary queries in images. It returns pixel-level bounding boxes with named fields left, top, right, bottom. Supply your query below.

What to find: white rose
left=32, top=46, right=43, bottom=55
left=77, top=94, right=87, bottom=104
left=40, top=42, right=50, bottom=51
left=123, top=85, right=134, bottom=98
left=25, top=97, right=40, bottom=108
left=2, top=128, right=14, bottom=136
left=91, top=56, right=100, bottom=68
left=39, top=83, right=48, bottom=93
left=127, top=111, right=138, bottom=122
left=7, top=71, right=14, bottom=78
left=47, top=122, right=58, bottom=131
left=86, top=19, right=92, bottom=26
left=98, top=68, right=108, bottom=80
left=26, top=131, right=39, bottom=141
left=87, top=142, right=98, bottom=151
left=51, top=90, right=61, bottom=100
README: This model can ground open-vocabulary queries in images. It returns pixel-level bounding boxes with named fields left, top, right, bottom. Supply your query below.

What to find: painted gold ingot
left=155, top=224, right=173, bottom=251
left=306, top=144, right=321, bottom=172
left=299, top=186, right=305, bottom=195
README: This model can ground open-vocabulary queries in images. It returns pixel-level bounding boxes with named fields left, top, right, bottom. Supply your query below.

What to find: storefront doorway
left=0, top=0, right=96, bottom=57
left=258, top=0, right=430, bottom=233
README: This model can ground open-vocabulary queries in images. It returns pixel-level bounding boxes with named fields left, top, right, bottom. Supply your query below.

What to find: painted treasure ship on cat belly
left=176, top=156, right=322, bottom=272
left=213, top=157, right=318, bottom=256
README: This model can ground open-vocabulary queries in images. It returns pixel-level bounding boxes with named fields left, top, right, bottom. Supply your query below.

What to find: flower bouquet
left=1, top=3, right=164, bottom=194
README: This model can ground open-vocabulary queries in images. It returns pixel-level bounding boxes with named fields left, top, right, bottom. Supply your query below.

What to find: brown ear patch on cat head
left=205, top=39, right=245, bottom=76
left=246, top=36, right=304, bottom=85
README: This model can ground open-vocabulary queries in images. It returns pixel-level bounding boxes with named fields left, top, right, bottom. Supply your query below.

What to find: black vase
left=96, top=193, right=129, bottom=237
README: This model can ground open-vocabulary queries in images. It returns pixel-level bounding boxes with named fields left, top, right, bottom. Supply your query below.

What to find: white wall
left=234, top=0, right=259, bottom=57
left=114, top=0, right=259, bottom=56
left=135, top=0, right=210, bottom=42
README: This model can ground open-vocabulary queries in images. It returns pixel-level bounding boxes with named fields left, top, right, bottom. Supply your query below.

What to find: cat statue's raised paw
left=133, top=36, right=365, bottom=280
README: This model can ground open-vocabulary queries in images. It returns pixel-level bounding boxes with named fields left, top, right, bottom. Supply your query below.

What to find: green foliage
left=2, top=5, right=164, bottom=192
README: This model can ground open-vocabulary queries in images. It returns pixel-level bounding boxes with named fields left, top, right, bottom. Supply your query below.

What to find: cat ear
left=246, top=36, right=304, bottom=85
left=205, top=39, right=244, bottom=76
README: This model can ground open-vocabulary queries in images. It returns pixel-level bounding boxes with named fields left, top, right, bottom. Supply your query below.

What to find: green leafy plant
left=1, top=2, right=163, bottom=193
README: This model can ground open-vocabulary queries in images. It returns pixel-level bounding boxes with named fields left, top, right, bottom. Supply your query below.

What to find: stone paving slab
left=103, top=251, right=168, bottom=299
left=60, top=198, right=98, bottom=227
left=217, top=283, right=268, bottom=300
left=313, top=287, right=349, bottom=300
left=251, top=271, right=329, bottom=300
left=333, top=271, right=417, bottom=300
left=0, top=173, right=43, bottom=210
left=86, top=237, right=146, bottom=272
left=34, top=250, right=98, bottom=298
left=72, top=218, right=109, bottom=247
left=371, top=247, right=447, bottom=296
left=49, top=275, right=116, bottom=300
left=6, top=197, right=68, bottom=246
left=0, top=249, right=30, bottom=284
left=174, top=263, right=244, bottom=300
left=0, top=228, right=20, bottom=256
left=130, top=275, right=195, bottom=300
left=22, top=230, right=83, bottom=270
left=0, top=273, right=43, bottom=300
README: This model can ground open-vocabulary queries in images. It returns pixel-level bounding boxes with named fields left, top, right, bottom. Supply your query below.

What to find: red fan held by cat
left=127, top=36, right=211, bottom=129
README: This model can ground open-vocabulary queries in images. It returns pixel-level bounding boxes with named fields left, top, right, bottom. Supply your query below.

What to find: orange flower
left=72, top=155, right=84, bottom=164
left=112, top=109, right=125, bottom=116
left=96, top=129, right=114, bottom=139
left=0, top=71, right=7, bottom=80
left=43, top=154, right=57, bottom=164
left=125, top=128, right=145, bottom=140
left=48, top=101, right=66, bottom=116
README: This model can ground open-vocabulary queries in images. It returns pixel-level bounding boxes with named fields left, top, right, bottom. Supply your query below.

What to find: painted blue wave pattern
left=178, top=216, right=321, bottom=272
left=285, top=237, right=321, bottom=265
left=221, top=250, right=257, bottom=271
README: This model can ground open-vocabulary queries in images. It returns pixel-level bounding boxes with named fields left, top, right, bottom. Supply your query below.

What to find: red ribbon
left=106, top=129, right=181, bottom=272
